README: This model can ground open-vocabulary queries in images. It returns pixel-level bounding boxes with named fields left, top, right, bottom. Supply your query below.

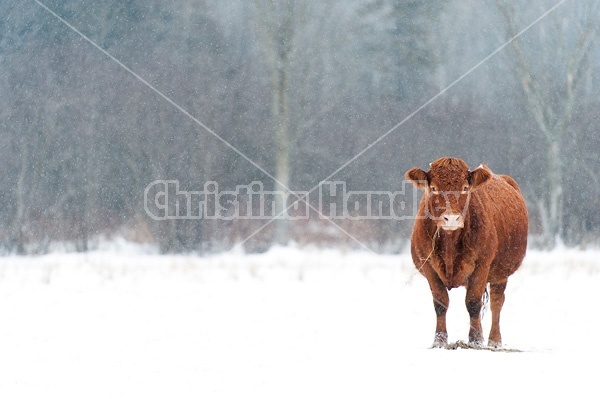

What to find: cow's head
left=405, top=158, right=491, bottom=231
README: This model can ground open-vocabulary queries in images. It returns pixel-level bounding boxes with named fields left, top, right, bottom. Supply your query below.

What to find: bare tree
left=496, top=0, right=600, bottom=246
left=251, top=0, right=359, bottom=243
left=250, top=0, right=302, bottom=243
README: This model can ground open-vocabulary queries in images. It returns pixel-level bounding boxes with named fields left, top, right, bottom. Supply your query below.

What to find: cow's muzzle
left=440, top=213, right=464, bottom=231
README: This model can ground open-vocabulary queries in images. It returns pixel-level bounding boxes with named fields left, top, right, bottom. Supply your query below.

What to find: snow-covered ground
left=0, top=244, right=598, bottom=398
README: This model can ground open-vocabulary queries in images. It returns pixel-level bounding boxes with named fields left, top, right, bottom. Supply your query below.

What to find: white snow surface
left=0, top=244, right=598, bottom=398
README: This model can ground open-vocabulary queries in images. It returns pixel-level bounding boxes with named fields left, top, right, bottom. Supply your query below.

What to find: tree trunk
left=545, top=140, right=563, bottom=246
left=272, top=55, right=291, bottom=245
left=11, top=144, right=28, bottom=254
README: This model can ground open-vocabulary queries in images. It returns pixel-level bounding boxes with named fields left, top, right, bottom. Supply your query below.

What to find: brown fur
left=405, top=157, right=528, bottom=348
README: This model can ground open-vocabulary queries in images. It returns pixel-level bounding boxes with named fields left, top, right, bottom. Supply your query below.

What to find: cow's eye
left=462, top=186, right=469, bottom=193
left=430, top=186, right=438, bottom=193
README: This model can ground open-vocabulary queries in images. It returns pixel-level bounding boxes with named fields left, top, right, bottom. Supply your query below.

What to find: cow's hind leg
left=488, top=281, right=507, bottom=348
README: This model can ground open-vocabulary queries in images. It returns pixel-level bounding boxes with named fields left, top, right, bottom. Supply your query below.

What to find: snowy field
left=0, top=243, right=598, bottom=398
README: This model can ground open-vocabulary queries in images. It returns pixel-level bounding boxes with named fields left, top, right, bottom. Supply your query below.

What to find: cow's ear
left=405, top=168, right=428, bottom=189
left=469, top=164, right=492, bottom=190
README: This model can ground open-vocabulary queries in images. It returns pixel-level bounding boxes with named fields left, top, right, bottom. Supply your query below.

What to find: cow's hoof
left=469, top=331, right=484, bottom=346
left=488, top=340, right=502, bottom=348
left=468, top=339, right=484, bottom=348
left=432, top=332, right=448, bottom=348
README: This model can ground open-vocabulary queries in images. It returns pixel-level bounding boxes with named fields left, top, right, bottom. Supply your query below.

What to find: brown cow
left=405, top=157, right=528, bottom=348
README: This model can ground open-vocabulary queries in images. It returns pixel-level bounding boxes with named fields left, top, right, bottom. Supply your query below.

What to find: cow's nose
left=443, top=214, right=460, bottom=223
left=441, top=213, right=463, bottom=230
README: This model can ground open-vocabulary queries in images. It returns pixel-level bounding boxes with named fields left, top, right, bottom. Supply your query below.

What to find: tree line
left=0, top=0, right=599, bottom=254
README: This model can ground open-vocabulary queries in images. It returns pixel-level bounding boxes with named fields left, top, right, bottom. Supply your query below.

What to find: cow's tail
left=481, top=284, right=490, bottom=319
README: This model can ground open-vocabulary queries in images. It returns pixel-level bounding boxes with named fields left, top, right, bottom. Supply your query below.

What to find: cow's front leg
left=465, top=265, right=489, bottom=346
left=424, top=266, right=449, bottom=348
